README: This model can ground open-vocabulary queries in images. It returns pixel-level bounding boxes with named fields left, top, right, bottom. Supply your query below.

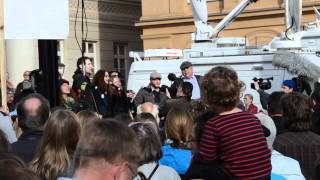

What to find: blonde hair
left=76, top=110, right=99, bottom=129
left=31, top=110, right=80, bottom=180
left=165, top=108, right=193, bottom=148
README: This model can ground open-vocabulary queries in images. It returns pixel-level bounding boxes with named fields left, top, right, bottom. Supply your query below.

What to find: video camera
left=251, top=77, right=273, bottom=90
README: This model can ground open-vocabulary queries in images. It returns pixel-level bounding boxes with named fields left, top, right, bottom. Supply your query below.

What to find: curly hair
left=201, top=66, right=242, bottom=113
left=92, top=69, right=110, bottom=92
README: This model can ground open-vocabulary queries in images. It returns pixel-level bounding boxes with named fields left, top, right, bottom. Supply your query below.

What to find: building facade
left=6, top=0, right=142, bottom=87
left=137, top=0, right=320, bottom=49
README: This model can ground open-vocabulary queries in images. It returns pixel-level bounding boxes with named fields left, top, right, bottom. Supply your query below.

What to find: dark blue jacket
left=11, top=130, right=43, bottom=163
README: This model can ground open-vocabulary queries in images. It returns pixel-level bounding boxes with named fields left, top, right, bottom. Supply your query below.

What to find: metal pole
left=0, top=0, right=7, bottom=110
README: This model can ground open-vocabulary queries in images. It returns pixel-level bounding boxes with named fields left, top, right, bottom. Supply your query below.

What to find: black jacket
left=110, top=85, right=130, bottom=116
left=92, top=86, right=112, bottom=118
left=12, top=130, right=43, bottom=163
left=133, top=85, right=168, bottom=115
left=72, top=69, right=96, bottom=111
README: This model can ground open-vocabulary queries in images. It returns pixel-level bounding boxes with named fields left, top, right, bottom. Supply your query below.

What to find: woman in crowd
left=92, top=69, right=112, bottom=118
left=110, top=76, right=130, bottom=116
left=76, top=110, right=99, bottom=130
left=129, top=122, right=181, bottom=180
left=59, top=79, right=78, bottom=113
left=274, top=92, right=320, bottom=180
left=31, top=109, right=81, bottom=180
left=186, top=66, right=271, bottom=179
left=159, top=108, right=193, bottom=177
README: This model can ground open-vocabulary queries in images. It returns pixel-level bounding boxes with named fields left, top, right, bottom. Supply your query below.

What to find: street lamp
left=58, top=62, right=65, bottom=78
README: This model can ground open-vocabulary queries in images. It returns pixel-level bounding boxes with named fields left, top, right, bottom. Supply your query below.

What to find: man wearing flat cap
left=133, top=71, right=168, bottom=115
left=180, top=61, right=202, bottom=100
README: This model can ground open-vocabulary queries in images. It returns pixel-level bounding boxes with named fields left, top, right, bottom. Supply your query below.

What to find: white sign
left=4, top=0, right=69, bottom=39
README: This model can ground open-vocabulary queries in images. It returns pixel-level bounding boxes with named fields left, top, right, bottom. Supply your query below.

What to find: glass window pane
left=120, top=59, right=125, bottom=68
left=113, top=44, right=117, bottom=55
left=88, top=43, right=94, bottom=53
left=114, top=58, right=118, bottom=69
left=119, top=45, right=125, bottom=55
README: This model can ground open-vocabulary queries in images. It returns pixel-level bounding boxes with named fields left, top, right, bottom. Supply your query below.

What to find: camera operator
left=180, top=61, right=202, bottom=100
left=133, top=71, right=169, bottom=116
left=254, top=79, right=296, bottom=109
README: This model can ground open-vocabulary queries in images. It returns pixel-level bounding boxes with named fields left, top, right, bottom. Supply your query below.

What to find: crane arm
left=191, top=0, right=258, bottom=41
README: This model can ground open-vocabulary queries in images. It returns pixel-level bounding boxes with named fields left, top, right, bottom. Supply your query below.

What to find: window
left=84, top=41, right=97, bottom=73
left=113, top=42, right=130, bottom=85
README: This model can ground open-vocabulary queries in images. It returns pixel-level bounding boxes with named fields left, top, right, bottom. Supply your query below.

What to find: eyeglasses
left=151, top=78, right=161, bottom=81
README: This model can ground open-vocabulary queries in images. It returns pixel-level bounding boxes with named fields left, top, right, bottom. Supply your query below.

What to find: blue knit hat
left=282, top=80, right=296, bottom=90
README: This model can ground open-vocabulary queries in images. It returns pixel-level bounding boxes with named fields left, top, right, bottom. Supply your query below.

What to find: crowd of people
left=0, top=56, right=320, bottom=180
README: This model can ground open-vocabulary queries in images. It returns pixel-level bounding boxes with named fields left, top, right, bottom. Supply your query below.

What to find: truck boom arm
left=191, top=0, right=258, bottom=41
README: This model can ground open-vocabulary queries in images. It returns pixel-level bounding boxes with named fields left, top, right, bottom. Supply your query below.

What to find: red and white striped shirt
left=195, top=111, right=271, bottom=179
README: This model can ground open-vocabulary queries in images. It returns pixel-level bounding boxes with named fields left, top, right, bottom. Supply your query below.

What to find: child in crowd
left=160, top=108, right=193, bottom=177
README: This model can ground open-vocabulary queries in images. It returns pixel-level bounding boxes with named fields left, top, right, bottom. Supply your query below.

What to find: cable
left=84, top=2, right=88, bottom=41
left=74, top=0, right=82, bottom=53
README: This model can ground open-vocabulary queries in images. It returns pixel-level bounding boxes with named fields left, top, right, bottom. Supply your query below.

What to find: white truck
left=127, top=0, right=320, bottom=108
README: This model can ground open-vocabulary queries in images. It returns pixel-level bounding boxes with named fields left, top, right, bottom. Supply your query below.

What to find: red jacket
left=247, top=104, right=258, bottom=114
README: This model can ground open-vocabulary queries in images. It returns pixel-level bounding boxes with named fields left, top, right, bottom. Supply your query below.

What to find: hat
left=150, top=71, right=162, bottom=79
left=59, top=79, right=69, bottom=88
left=180, top=61, right=192, bottom=70
left=282, top=80, right=296, bottom=90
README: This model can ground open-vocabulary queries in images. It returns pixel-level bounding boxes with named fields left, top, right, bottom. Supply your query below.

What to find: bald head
left=24, top=98, right=41, bottom=117
left=17, top=93, right=50, bottom=131
left=137, top=102, right=160, bottom=124
left=141, top=102, right=155, bottom=113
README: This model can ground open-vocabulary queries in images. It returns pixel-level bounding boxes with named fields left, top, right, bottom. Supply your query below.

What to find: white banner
left=4, top=0, right=69, bottom=39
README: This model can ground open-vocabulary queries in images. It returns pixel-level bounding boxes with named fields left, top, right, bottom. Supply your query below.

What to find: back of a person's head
left=281, top=92, right=313, bottom=131
left=267, top=91, right=285, bottom=115
left=181, top=82, right=193, bottom=100
left=0, top=129, right=11, bottom=153
left=134, top=113, right=158, bottom=129
left=0, top=161, right=40, bottom=180
left=166, top=108, right=193, bottom=147
left=73, top=120, right=141, bottom=173
left=137, top=102, right=160, bottom=124
left=0, top=152, right=26, bottom=169
left=254, top=113, right=277, bottom=150
left=31, top=109, right=81, bottom=180
left=76, top=110, right=99, bottom=129
left=129, top=122, right=162, bottom=164
left=201, top=66, right=242, bottom=113
left=114, top=113, right=133, bottom=125
left=190, top=101, right=209, bottom=119
left=16, top=93, right=50, bottom=131
left=0, top=152, right=40, bottom=180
